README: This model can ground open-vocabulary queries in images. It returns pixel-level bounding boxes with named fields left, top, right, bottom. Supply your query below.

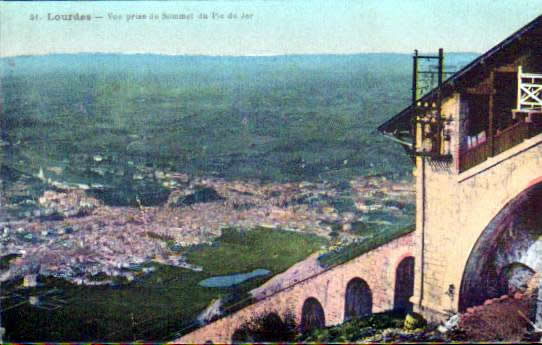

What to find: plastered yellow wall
left=413, top=92, right=542, bottom=320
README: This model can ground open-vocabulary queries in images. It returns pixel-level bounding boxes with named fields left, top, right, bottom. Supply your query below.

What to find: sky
left=0, top=0, right=541, bottom=57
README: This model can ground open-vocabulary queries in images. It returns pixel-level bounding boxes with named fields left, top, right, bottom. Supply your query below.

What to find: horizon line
left=0, top=50, right=482, bottom=59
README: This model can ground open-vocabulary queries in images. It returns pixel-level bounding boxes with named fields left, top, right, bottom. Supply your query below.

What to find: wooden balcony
left=459, top=120, right=541, bottom=173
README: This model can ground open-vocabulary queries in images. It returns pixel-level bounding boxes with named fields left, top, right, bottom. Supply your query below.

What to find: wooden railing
left=460, top=139, right=490, bottom=173
left=494, top=121, right=529, bottom=156
left=459, top=121, right=541, bottom=173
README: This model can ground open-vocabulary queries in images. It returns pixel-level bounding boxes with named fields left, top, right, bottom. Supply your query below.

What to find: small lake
left=199, top=268, right=271, bottom=288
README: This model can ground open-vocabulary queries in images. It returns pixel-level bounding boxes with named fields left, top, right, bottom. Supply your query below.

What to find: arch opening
left=459, top=182, right=542, bottom=311
left=301, top=297, right=325, bottom=333
left=344, top=278, right=372, bottom=321
left=231, top=329, right=250, bottom=343
left=231, top=311, right=297, bottom=342
left=394, top=256, right=415, bottom=314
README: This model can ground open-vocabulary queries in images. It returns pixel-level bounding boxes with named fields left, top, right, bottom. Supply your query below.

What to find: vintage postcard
left=1, top=1, right=541, bottom=343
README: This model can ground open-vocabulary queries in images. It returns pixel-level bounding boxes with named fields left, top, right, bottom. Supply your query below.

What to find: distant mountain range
left=1, top=52, right=480, bottom=76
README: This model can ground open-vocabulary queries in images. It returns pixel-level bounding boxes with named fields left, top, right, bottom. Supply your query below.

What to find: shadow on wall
left=301, top=297, right=326, bottom=334
left=344, top=278, right=373, bottom=321
left=394, top=256, right=415, bottom=314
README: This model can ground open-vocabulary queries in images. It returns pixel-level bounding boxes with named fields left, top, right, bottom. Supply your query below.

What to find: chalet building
left=379, top=15, right=542, bottom=321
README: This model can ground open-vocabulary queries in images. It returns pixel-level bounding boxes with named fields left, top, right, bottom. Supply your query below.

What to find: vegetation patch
left=173, top=187, right=224, bottom=207
left=298, top=311, right=404, bottom=342
left=144, top=231, right=174, bottom=242
left=319, top=224, right=415, bottom=267
left=185, top=227, right=327, bottom=276
left=1, top=227, right=326, bottom=342
left=232, top=310, right=298, bottom=342
left=0, top=253, right=22, bottom=270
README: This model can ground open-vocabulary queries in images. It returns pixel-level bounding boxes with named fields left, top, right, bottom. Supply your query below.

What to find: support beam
left=412, top=50, right=419, bottom=150
left=488, top=71, right=495, bottom=157
left=381, top=134, right=413, bottom=148
left=436, top=48, right=444, bottom=154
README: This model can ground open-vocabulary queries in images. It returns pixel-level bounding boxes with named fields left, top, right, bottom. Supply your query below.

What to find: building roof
left=377, top=14, right=542, bottom=135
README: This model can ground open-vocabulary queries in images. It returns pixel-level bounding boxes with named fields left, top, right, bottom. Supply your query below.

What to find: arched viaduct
left=176, top=231, right=416, bottom=343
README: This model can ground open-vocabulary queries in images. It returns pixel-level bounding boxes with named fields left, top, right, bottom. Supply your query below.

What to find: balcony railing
left=458, top=67, right=542, bottom=173
left=493, top=121, right=530, bottom=156
left=459, top=120, right=541, bottom=173
left=516, top=66, right=542, bottom=112
left=460, top=136, right=490, bottom=173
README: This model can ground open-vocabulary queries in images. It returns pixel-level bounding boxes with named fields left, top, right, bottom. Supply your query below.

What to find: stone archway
left=231, top=312, right=294, bottom=343
left=344, top=278, right=372, bottom=321
left=231, top=329, right=250, bottom=343
left=301, top=297, right=325, bottom=333
left=459, top=182, right=542, bottom=311
left=394, top=256, right=415, bottom=314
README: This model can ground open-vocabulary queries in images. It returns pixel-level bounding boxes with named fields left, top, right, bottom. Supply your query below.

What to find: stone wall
left=413, top=93, right=462, bottom=320
left=175, top=231, right=416, bottom=343
left=414, top=90, right=542, bottom=319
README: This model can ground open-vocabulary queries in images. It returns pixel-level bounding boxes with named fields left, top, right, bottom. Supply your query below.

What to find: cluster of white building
left=0, top=174, right=414, bottom=287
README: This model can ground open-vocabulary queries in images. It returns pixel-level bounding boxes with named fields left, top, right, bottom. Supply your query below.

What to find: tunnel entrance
left=344, top=278, right=372, bottom=321
left=459, top=181, right=542, bottom=311
left=301, top=297, right=325, bottom=333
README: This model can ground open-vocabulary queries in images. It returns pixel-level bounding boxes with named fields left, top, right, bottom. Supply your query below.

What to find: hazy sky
left=1, top=1, right=540, bottom=57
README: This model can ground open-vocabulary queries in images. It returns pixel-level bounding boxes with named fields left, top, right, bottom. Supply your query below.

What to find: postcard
left=1, top=1, right=541, bottom=343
